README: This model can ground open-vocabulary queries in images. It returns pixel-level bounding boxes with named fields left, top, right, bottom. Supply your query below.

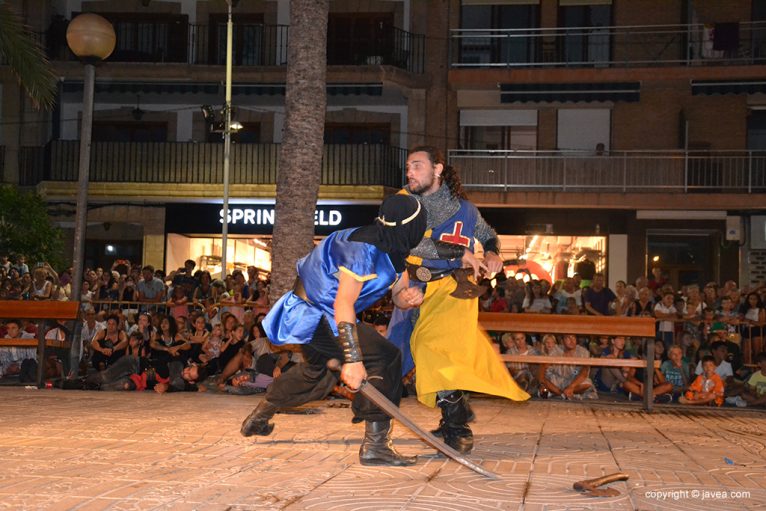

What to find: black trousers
left=85, top=354, right=141, bottom=391
left=265, top=317, right=402, bottom=422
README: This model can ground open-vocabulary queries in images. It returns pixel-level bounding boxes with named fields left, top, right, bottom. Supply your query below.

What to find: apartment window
left=459, top=109, right=538, bottom=150
left=747, top=110, right=766, bottom=150
left=92, top=13, right=188, bottom=63
left=754, top=0, right=766, bottom=61
left=747, top=110, right=766, bottom=189
left=209, top=14, right=265, bottom=66
left=327, top=13, right=394, bottom=65
left=324, top=124, right=390, bottom=144
left=92, top=121, right=168, bottom=142
left=557, top=109, right=610, bottom=152
left=559, top=2, right=612, bottom=64
left=460, top=2, right=540, bottom=64
left=461, top=126, right=537, bottom=150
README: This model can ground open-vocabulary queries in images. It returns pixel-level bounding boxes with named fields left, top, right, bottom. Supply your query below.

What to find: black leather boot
left=430, top=419, right=446, bottom=438
left=436, top=391, right=474, bottom=454
left=240, top=401, right=278, bottom=437
left=430, top=396, right=475, bottom=438
left=359, top=420, right=417, bottom=466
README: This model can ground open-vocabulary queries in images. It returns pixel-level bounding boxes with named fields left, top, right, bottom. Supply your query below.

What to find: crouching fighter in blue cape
left=240, top=194, right=427, bottom=466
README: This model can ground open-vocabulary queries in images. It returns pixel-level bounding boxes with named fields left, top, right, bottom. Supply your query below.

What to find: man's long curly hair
left=409, top=145, right=467, bottom=199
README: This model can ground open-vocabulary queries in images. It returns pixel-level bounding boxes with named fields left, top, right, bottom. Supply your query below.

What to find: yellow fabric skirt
left=411, top=276, right=531, bottom=408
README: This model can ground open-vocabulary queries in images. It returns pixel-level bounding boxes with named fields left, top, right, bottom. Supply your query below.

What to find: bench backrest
left=0, top=301, right=80, bottom=321
left=479, top=312, right=656, bottom=338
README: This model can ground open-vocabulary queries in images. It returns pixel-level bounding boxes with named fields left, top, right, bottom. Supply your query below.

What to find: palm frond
left=0, top=3, right=56, bottom=109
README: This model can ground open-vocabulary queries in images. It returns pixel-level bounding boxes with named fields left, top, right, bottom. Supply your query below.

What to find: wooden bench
left=0, top=301, right=80, bottom=387
left=479, top=312, right=659, bottom=411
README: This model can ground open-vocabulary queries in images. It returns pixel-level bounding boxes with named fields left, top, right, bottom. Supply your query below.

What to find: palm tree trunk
left=269, top=0, right=329, bottom=302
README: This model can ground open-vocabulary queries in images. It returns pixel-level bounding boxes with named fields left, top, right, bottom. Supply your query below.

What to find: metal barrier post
left=35, top=320, right=47, bottom=388
left=69, top=319, right=84, bottom=379
left=503, top=153, right=508, bottom=192
left=642, top=337, right=654, bottom=412
left=562, top=157, right=567, bottom=191
left=622, top=152, right=627, bottom=192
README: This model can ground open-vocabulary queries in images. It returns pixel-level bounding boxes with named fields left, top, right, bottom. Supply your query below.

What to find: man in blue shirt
left=583, top=273, right=616, bottom=316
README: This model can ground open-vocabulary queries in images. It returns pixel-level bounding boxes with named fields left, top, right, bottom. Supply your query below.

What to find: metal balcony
left=39, top=22, right=424, bottom=73
left=449, top=149, right=766, bottom=193
left=19, top=141, right=406, bottom=188
left=450, top=21, right=766, bottom=68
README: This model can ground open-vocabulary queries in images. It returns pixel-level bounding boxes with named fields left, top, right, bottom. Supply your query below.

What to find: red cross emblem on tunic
left=439, top=221, right=471, bottom=247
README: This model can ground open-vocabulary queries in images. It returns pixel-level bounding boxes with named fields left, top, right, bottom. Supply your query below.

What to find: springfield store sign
left=165, top=203, right=379, bottom=236
left=220, top=207, right=342, bottom=226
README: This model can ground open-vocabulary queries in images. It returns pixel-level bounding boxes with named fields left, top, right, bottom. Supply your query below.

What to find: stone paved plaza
left=0, top=388, right=764, bottom=511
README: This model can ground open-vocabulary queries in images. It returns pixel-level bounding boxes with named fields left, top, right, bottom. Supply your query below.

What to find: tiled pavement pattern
left=0, top=388, right=764, bottom=511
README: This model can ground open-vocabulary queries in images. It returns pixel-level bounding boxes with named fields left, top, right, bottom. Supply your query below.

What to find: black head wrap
left=349, top=194, right=427, bottom=272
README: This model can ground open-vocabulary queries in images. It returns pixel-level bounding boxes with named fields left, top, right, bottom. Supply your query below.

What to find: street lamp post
left=220, top=0, right=234, bottom=277
left=66, top=13, right=116, bottom=301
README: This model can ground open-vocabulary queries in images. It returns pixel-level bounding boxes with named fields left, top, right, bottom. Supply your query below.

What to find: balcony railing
left=19, top=141, right=406, bottom=188
left=40, top=22, right=425, bottom=73
left=450, top=21, right=766, bottom=68
left=449, top=149, right=766, bottom=193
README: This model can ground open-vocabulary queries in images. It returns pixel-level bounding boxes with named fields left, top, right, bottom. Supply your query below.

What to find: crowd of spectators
left=0, top=255, right=286, bottom=394
left=2, top=253, right=765, bottom=408
left=487, top=267, right=766, bottom=408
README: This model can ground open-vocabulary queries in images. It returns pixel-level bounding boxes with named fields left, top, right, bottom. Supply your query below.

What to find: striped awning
left=691, top=79, right=766, bottom=96
left=500, top=82, right=640, bottom=103
left=62, top=81, right=383, bottom=97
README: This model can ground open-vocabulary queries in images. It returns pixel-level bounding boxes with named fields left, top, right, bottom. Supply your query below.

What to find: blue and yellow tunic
left=390, top=194, right=530, bottom=408
left=263, top=228, right=397, bottom=345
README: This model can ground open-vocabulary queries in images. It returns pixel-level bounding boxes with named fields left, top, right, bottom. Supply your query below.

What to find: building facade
left=2, top=0, right=765, bottom=288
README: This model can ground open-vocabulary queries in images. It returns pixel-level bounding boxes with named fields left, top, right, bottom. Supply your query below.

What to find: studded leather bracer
left=434, top=240, right=466, bottom=260
left=337, top=321, right=363, bottom=363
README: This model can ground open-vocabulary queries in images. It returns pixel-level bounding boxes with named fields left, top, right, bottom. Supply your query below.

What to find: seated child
left=728, top=352, right=766, bottom=408
left=660, top=345, right=691, bottom=400
left=679, top=355, right=725, bottom=406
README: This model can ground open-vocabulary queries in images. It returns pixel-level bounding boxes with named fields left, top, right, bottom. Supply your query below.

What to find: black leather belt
left=406, top=264, right=453, bottom=283
left=292, top=276, right=313, bottom=304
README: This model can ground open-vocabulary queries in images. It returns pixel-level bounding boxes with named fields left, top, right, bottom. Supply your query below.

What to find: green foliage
left=0, top=2, right=56, bottom=109
left=0, top=185, right=64, bottom=268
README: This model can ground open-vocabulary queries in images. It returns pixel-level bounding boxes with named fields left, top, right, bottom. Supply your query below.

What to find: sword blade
left=359, top=381, right=500, bottom=480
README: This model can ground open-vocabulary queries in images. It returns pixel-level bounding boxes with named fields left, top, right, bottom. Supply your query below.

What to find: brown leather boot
left=359, top=420, right=417, bottom=466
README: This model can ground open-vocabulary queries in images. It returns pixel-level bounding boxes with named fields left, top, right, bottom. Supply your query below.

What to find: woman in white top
left=739, top=292, right=765, bottom=364
left=522, top=281, right=552, bottom=314
left=31, top=267, right=53, bottom=300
